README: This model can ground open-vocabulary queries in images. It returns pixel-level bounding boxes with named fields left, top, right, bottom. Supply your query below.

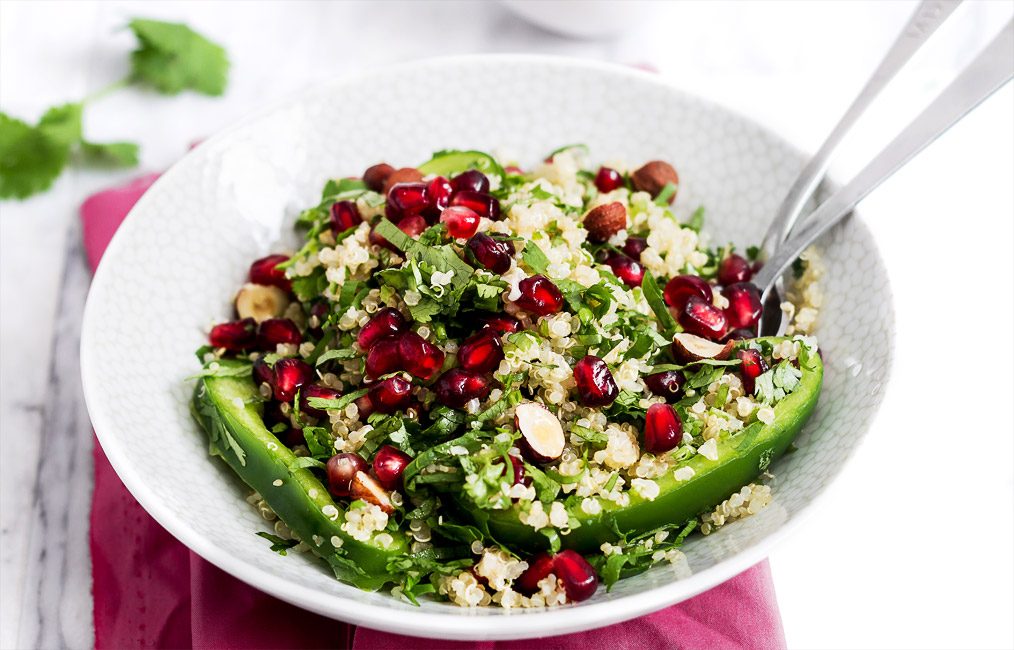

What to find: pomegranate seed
left=594, top=166, right=624, bottom=193
left=385, top=182, right=429, bottom=221
left=605, top=252, right=644, bottom=288
left=679, top=296, right=728, bottom=340
left=308, top=301, right=330, bottom=336
left=358, top=308, right=407, bottom=349
left=282, top=427, right=306, bottom=448
left=515, top=552, right=556, bottom=595
left=724, top=327, right=756, bottom=342
left=622, top=236, right=648, bottom=261
left=373, top=213, right=429, bottom=251
left=433, top=368, right=491, bottom=409
left=506, top=455, right=530, bottom=486
left=663, top=275, right=712, bottom=312
left=425, top=176, right=454, bottom=218
left=372, top=445, right=412, bottom=491
left=249, top=255, right=291, bottom=291
left=252, top=358, right=274, bottom=387
left=398, top=331, right=445, bottom=380
left=257, top=318, right=302, bottom=349
left=368, top=376, right=413, bottom=413
left=737, top=348, right=768, bottom=395
left=504, top=165, right=524, bottom=175
left=573, top=355, right=619, bottom=407
left=553, top=549, right=599, bottom=602
left=365, top=335, right=404, bottom=378
left=326, top=453, right=368, bottom=497
left=450, top=190, right=501, bottom=221
left=466, top=233, right=513, bottom=274
left=451, top=170, right=490, bottom=194
left=271, top=358, right=314, bottom=402
left=355, top=394, right=376, bottom=419
left=457, top=330, right=504, bottom=374
left=514, top=275, right=563, bottom=316
left=718, top=253, right=753, bottom=286
left=440, top=205, right=481, bottom=239
left=644, top=370, right=685, bottom=402
left=330, top=200, right=362, bottom=234
left=644, top=402, right=683, bottom=453
left=299, top=384, right=341, bottom=418
left=479, top=313, right=522, bottom=335
left=723, top=282, right=762, bottom=331
left=209, top=318, right=257, bottom=351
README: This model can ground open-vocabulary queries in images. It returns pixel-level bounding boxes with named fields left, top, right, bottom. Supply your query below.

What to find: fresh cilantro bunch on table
left=0, top=18, right=229, bottom=200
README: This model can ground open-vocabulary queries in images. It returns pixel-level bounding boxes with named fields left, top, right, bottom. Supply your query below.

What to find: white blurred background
left=1, top=2, right=1012, bottom=648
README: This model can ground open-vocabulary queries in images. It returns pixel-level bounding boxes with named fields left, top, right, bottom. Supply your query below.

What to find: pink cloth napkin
left=83, top=175, right=786, bottom=650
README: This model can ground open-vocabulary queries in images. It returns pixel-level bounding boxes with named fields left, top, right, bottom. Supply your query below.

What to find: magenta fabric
left=83, top=174, right=786, bottom=650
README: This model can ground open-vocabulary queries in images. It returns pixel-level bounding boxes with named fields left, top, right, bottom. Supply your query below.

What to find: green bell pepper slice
left=470, top=341, right=823, bottom=552
left=191, top=361, right=408, bottom=590
left=418, top=150, right=505, bottom=181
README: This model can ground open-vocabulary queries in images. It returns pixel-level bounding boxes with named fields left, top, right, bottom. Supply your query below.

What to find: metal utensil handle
left=758, top=0, right=962, bottom=258
left=754, top=19, right=1014, bottom=295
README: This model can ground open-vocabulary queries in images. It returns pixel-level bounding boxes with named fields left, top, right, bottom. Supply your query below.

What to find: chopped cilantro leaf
left=128, top=19, right=229, bottom=95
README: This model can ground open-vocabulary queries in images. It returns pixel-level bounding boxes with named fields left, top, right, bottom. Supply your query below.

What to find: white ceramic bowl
left=81, top=55, right=894, bottom=641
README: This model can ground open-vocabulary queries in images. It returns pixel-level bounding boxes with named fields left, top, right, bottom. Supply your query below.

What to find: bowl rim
left=80, top=53, right=896, bottom=640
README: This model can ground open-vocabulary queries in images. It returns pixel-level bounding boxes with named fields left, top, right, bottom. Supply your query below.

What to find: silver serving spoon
left=756, top=10, right=1013, bottom=336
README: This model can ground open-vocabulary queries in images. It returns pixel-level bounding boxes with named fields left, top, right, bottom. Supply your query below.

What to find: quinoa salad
left=191, top=146, right=824, bottom=608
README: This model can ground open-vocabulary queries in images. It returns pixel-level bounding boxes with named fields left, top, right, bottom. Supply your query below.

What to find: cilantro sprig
left=1, top=18, right=229, bottom=200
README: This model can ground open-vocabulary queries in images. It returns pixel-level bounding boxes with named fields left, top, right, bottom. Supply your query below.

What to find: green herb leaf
left=255, top=531, right=299, bottom=555
left=521, top=242, right=550, bottom=274
left=686, top=206, right=705, bottom=232
left=653, top=182, right=678, bottom=205
left=79, top=141, right=140, bottom=167
left=641, top=272, right=678, bottom=339
left=306, top=387, right=369, bottom=412
left=128, top=19, right=229, bottom=95
left=314, top=348, right=359, bottom=366
left=289, top=456, right=326, bottom=471
left=0, top=104, right=82, bottom=199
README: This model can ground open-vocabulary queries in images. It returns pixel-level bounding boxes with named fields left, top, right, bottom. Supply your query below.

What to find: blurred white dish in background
left=500, top=0, right=659, bottom=39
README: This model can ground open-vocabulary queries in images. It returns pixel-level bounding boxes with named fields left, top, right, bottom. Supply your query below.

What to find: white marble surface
left=1, top=1, right=1011, bottom=649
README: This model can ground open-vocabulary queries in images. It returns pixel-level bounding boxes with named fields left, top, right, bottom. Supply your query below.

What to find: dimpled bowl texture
left=81, top=55, right=894, bottom=641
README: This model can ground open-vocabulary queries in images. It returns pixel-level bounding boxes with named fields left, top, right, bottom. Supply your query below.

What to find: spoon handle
left=758, top=0, right=962, bottom=258
left=754, top=19, right=1014, bottom=296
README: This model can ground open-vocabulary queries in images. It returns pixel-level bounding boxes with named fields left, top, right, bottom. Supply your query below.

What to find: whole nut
left=363, top=163, right=395, bottom=192
left=583, top=202, right=627, bottom=243
left=631, top=160, right=679, bottom=203
left=383, top=167, right=424, bottom=192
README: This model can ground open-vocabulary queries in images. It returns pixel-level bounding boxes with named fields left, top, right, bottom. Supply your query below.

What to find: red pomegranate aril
left=553, top=549, right=599, bottom=602
left=355, top=394, right=376, bottom=419
left=605, top=252, right=644, bottom=288
left=723, top=282, right=763, bottom=330
left=451, top=170, right=491, bottom=194
left=724, top=327, right=757, bottom=342
left=467, top=233, right=513, bottom=274
left=252, top=358, right=274, bottom=387
left=738, top=348, right=768, bottom=395
left=326, top=453, right=368, bottom=498
left=330, top=200, right=362, bottom=234
left=514, top=275, right=564, bottom=316
left=507, top=455, right=530, bottom=486
left=594, top=166, right=624, bottom=193
left=573, top=355, right=619, bottom=407
left=385, top=182, right=429, bottom=221
left=644, top=370, right=685, bottom=402
left=622, top=236, right=648, bottom=261
left=440, top=205, right=481, bottom=239
left=398, top=331, right=445, bottom=380
left=515, top=552, right=555, bottom=595
left=249, top=255, right=291, bottom=291
left=309, top=301, right=330, bottom=336
left=479, top=313, right=522, bottom=335
left=644, top=402, right=684, bottom=453
left=368, top=376, right=413, bottom=413
left=663, top=275, right=713, bottom=312
left=433, top=368, right=491, bottom=409
left=457, top=330, right=504, bottom=374
left=271, top=358, right=314, bottom=402
left=718, top=253, right=753, bottom=286
left=257, top=318, right=302, bottom=349
left=450, top=190, right=501, bottom=221
left=358, top=307, right=407, bottom=349
left=424, top=176, right=454, bottom=219
left=300, top=384, right=341, bottom=418
left=210, top=318, right=257, bottom=351
left=680, top=296, right=728, bottom=340
left=372, top=445, right=412, bottom=491
left=365, top=335, right=404, bottom=378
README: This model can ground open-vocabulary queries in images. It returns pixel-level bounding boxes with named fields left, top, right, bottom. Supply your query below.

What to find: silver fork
left=755, top=9, right=1013, bottom=336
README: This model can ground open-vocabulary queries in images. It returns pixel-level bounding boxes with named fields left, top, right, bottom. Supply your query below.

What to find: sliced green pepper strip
left=418, top=150, right=505, bottom=182
left=191, top=360, right=408, bottom=590
left=472, top=340, right=823, bottom=552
